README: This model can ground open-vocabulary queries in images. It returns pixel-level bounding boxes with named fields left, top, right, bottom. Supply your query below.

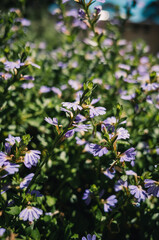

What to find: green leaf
left=6, top=206, right=21, bottom=215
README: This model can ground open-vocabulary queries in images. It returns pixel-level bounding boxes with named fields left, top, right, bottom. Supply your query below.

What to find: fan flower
left=120, top=147, right=136, bottom=166
left=103, top=168, right=116, bottom=179
left=62, top=101, right=82, bottom=111
left=144, top=179, right=159, bottom=197
left=89, top=144, right=108, bottom=157
left=129, top=185, right=147, bottom=202
left=5, top=134, right=21, bottom=146
left=82, top=234, right=96, bottom=240
left=114, top=179, right=128, bottom=192
left=24, top=150, right=41, bottom=168
left=20, top=173, right=34, bottom=189
left=103, top=195, right=117, bottom=212
left=19, top=206, right=43, bottom=221
left=45, top=117, right=58, bottom=126
left=116, top=128, right=130, bottom=140
left=82, top=189, right=92, bottom=205
left=0, top=228, right=6, bottom=237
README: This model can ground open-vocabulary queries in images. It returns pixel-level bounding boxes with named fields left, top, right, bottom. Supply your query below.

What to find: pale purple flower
left=75, top=137, right=86, bottom=146
left=65, top=129, right=75, bottom=138
left=74, top=114, right=86, bottom=123
left=66, top=9, right=78, bottom=18
left=45, top=117, right=58, bottom=126
left=116, top=128, right=130, bottom=140
left=103, top=168, right=116, bottom=179
left=115, top=179, right=128, bottom=192
left=120, top=148, right=136, bottom=166
left=16, top=18, right=31, bottom=26
left=141, top=83, right=159, bottom=91
left=97, top=0, right=105, bottom=2
left=121, top=93, right=136, bottom=101
left=4, top=60, right=24, bottom=71
left=68, top=79, right=82, bottom=90
left=103, top=195, right=117, bottom=212
left=82, top=234, right=96, bottom=240
left=19, top=206, right=43, bottom=221
left=89, top=144, right=108, bottom=157
left=0, top=228, right=6, bottom=237
left=74, top=124, right=92, bottom=133
left=89, top=98, right=106, bottom=118
left=5, top=134, right=21, bottom=146
left=62, top=101, right=82, bottom=111
left=62, top=0, right=69, bottom=3
left=22, top=75, right=35, bottom=80
left=115, top=70, right=127, bottom=79
left=52, top=87, right=62, bottom=97
left=57, top=61, right=67, bottom=68
left=0, top=152, right=9, bottom=164
left=89, top=106, right=106, bottom=118
left=118, top=64, right=130, bottom=71
left=20, top=173, right=34, bottom=189
left=21, top=82, right=34, bottom=89
left=144, top=179, right=159, bottom=197
left=5, top=142, right=11, bottom=155
left=129, top=185, right=147, bottom=202
left=39, top=86, right=51, bottom=93
left=126, top=170, right=137, bottom=176
left=82, top=189, right=92, bottom=205
left=24, top=150, right=41, bottom=168
left=2, top=162, right=20, bottom=176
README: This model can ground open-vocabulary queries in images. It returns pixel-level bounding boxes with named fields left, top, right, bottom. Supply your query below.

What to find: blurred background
left=0, top=0, right=159, bottom=53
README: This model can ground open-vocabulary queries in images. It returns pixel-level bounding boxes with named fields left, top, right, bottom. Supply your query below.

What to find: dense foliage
left=0, top=0, right=159, bottom=239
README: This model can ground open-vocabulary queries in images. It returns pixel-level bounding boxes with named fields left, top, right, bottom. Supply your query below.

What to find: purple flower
left=62, top=101, right=82, bottom=111
left=115, top=179, right=128, bottom=192
left=22, top=75, right=35, bottom=81
left=0, top=161, right=20, bottom=177
left=120, top=148, right=136, bottom=166
left=103, top=195, right=117, bottom=212
left=0, top=152, right=9, bottom=164
left=24, top=150, right=41, bottom=168
left=116, top=128, right=130, bottom=140
left=97, top=0, right=105, bottom=2
left=129, top=185, right=147, bottom=202
left=126, top=170, right=137, bottom=176
left=89, top=107, right=106, bottom=118
left=75, top=137, right=86, bottom=145
left=39, top=86, right=51, bottom=93
left=103, top=168, right=116, bottom=179
left=51, top=87, right=62, bottom=97
left=45, top=117, right=58, bottom=126
left=82, top=189, right=92, bottom=205
left=78, top=9, right=86, bottom=20
left=141, top=83, right=159, bottom=91
left=144, top=179, right=159, bottom=197
left=68, top=79, right=82, bottom=90
left=82, top=234, right=96, bottom=240
left=5, top=143, right=12, bottom=154
left=20, top=173, right=34, bottom=189
left=74, top=114, right=86, bottom=123
left=89, top=144, right=108, bottom=157
left=21, top=83, right=34, bottom=89
left=121, top=93, right=136, bottom=101
left=94, top=5, right=102, bottom=14
left=74, top=124, right=92, bottom=133
left=19, top=206, right=43, bottom=221
left=65, top=129, right=75, bottom=138
left=0, top=228, right=6, bottom=237
left=4, top=60, right=24, bottom=71
left=5, top=134, right=21, bottom=146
